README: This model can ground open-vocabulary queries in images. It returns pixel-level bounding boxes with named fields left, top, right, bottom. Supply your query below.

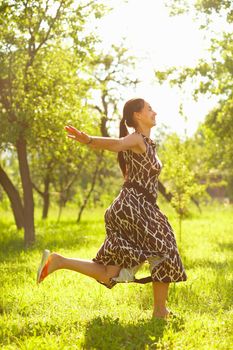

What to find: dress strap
left=134, top=130, right=146, bottom=138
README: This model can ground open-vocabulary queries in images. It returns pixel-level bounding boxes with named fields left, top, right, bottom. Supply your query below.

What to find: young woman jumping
left=37, top=98, right=187, bottom=319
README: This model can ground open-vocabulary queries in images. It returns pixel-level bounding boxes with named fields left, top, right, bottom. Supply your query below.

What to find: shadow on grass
left=0, top=218, right=101, bottom=261
left=0, top=221, right=25, bottom=258
left=177, top=260, right=233, bottom=312
left=83, top=315, right=183, bottom=350
left=218, top=242, right=233, bottom=251
left=185, top=258, right=233, bottom=271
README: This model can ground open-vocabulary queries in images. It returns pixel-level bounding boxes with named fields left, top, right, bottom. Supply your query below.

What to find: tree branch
left=35, top=0, right=65, bottom=55
left=32, top=182, right=44, bottom=197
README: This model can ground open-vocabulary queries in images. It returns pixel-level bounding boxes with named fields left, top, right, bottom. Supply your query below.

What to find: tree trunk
left=77, top=151, right=104, bottom=223
left=0, top=165, right=24, bottom=229
left=57, top=203, right=63, bottom=222
left=42, top=175, right=50, bottom=219
left=158, top=181, right=173, bottom=201
left=158, top=180, right=201, bottom=210
left=32, top=176, right=51, bottom=219
left=16, top=137, right=35, bottom=246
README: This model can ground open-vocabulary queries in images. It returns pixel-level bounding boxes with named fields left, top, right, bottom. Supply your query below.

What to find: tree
left=159, top=133, right=207, bottom=241
left=88, top=43, right=140, bottom=135
left=26, top=44, right=100, bottom=220
left=75, top=43, right=140, bottom=222
left=155, top=0, right=233, bottom=200
left=0, top=0, right=107, bottom=246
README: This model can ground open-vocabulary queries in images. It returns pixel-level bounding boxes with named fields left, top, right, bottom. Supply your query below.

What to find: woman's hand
left=64, top=125, right=91, bottom=144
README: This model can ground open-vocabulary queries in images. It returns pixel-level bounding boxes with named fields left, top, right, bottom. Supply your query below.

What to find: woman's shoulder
left=134, top=131, right=156, bottom=145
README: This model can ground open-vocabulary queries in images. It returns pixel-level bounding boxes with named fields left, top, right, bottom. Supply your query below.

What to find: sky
left=91, top=0, right=220, bottom=138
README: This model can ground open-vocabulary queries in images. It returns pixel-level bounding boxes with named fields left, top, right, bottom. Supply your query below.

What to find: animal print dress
left=92, top=131, right=187, bottom=288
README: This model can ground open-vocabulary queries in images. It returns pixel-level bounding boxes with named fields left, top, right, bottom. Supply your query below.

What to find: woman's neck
left=135, top=127, right=151, bottom=138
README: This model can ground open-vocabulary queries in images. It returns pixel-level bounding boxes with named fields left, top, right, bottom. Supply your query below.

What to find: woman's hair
left=117, top=98, right=145, bottom=178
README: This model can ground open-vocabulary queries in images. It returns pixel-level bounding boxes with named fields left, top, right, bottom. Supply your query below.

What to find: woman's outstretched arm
left=64, top=125, right=144, bottom=153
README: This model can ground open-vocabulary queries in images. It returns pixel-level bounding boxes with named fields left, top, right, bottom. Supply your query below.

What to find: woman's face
left=136, top=101, right=157, bottom=128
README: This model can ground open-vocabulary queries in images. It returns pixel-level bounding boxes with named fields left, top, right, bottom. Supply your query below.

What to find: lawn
left=0, top=202, right=232, bottom=349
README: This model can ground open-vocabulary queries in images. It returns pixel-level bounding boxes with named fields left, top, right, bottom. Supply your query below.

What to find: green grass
left=0, top=202, right=232, bottom=349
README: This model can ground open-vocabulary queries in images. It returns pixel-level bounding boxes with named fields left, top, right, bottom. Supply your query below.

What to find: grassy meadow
left=0, top=201, right=232, bottom=349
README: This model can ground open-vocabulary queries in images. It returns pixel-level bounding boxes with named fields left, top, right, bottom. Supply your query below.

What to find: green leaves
left=159, top=133, right=207, bottom=216
left=0, top=0, right=111, bottom=227
left=156, top=0, right=233, bottom=201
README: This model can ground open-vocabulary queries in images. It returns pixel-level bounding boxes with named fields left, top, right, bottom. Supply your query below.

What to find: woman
left=37, top=98, right=187, bottom=319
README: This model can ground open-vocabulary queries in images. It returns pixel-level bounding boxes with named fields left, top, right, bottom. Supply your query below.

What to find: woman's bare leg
left=46, top=252, right=121, bottom=286
left=152, top=282, right=170, bottom=318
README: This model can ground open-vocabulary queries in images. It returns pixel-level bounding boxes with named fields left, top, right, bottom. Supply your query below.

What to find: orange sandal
left=37, top=249, right=51, bottom=284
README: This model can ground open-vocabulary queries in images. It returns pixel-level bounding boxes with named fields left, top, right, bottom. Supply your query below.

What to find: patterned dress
left=92, top=131, right=187, bottom=288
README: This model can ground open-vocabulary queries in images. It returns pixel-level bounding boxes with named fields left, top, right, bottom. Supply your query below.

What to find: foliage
left=159, top=133, right=207, bottom=240
left=87, top=42, right=140, bottom=138
left=156, top=0, right=233, bottom=200
left=0, top=0, right=142, bottom=234
left=165, top=0, right=233, bottom=24
left=0, top=0, right=108, bottom=145
left=0, top=0, right=111, bottom=243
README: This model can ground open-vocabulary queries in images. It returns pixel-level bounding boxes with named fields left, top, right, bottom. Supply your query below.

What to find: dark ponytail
left=117, top=98, right=145, bottom=178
